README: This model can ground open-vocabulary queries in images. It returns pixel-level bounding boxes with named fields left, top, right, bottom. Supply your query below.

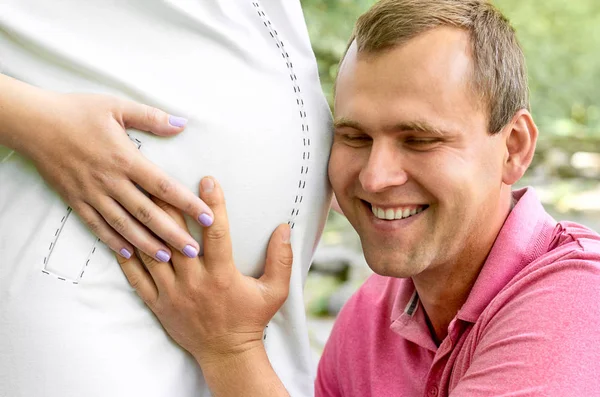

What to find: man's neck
left=415, top=258, right=483, bottom=345
left=413, top=190, right=514, bottom=345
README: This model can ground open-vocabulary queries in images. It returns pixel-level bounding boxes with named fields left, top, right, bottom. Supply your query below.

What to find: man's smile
left=370, top=203, right=428, bottom=220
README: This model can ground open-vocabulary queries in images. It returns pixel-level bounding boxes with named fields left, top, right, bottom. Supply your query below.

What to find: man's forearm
left=197, top=345, right=290, bottom=397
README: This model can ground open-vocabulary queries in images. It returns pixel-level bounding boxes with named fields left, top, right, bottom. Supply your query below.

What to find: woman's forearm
left=0, top=73, right=55, bottom=157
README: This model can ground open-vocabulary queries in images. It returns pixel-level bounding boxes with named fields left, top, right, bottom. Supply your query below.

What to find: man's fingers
left=120, top=100, right=187, bottom=137
left=130, top=157, right=214, bottom=228
left=259, top=224, right=293, bottom=303
left=199, top=177, right=234, bottom=273
left=116, top=253, right=159, bottom=306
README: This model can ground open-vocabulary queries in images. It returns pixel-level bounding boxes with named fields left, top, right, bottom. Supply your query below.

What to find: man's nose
left=358, top=141, right=408, bottom=193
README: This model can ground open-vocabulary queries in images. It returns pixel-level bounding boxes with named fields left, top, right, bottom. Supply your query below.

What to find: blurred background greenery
left=303, top=0, right=600, bottom=136
left=301, top=0, right=600, bottom=361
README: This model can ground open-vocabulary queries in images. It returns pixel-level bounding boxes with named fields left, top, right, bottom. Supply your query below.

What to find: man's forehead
left=335, top=28, right=481, bottom=125
left=339, top=28, right=474, bottom=83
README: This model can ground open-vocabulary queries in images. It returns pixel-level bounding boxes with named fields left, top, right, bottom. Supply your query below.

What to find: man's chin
left=363, top=251, right=422, bottom=279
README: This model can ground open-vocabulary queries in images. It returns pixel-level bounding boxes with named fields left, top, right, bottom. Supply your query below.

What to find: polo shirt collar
left=457, top=187, right=556, bottom=323
left=390, top=281, right=439, bottom=352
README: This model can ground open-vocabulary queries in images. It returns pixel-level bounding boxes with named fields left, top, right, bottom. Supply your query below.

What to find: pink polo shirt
left=316, top=188, right=600, bottom=397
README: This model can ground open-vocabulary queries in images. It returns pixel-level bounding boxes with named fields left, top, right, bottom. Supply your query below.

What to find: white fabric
left=0, top=1, right=332, bottom=396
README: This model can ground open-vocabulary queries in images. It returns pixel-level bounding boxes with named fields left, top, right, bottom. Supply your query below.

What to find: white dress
left=0, top=1, right=332, bottom=396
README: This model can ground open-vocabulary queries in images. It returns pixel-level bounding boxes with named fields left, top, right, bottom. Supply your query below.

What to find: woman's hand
left=117, top=177, right=291, bottom=396
left=0, top=73, right=214, bottom=262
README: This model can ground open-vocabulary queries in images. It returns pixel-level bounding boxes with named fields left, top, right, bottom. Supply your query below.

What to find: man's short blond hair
left=346, top=0, right=529, bottom=134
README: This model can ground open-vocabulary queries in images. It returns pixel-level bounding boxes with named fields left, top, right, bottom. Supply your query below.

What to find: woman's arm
left=0, top=73, right=213, bottom=262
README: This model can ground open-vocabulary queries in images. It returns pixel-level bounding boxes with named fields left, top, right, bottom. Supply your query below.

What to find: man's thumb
left=120, top=100, right=187, bottom=136
left=260, top=224, right=293, bottom=302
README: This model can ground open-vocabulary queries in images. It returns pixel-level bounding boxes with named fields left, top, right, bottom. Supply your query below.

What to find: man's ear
left=501, top=109, right=538, bottom=185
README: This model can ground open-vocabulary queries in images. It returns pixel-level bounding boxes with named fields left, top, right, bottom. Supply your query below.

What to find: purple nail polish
left=183, top=245, right=198, bottom=258
left=156, top=250, right=171, bottom=262
left=198, top=213, right=213, bottom=227
left=168, top=115, right=188, bottom=128
left=120, top=248, right=132, bottom=259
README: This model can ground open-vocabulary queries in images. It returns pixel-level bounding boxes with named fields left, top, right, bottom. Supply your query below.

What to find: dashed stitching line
left=252, top=1, right=311, bottom=231
left=41, top=135, right=143, bottom=284
left=42, top=206, right=101, bottom=285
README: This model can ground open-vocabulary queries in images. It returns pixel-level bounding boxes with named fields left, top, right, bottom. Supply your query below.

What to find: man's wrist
left=194, top=339, right=265, bottom=377
left=195, top=343, right=288, bottom=397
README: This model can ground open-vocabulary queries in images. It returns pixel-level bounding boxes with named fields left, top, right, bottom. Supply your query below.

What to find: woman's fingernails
left=156, top=250, right=171, bottom=262
left=168, top=115, right=188, bottom=128
left=120, top=248, right=132, bottom=259
left=201, top=177, right=214, bottom=194
left=198, top=213, right=213, bottom=227
left=183, top=244, right=198, bottom=258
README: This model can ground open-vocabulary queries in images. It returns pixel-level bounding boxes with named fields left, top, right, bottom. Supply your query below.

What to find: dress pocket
left=42, top=206, right=100, bottom=284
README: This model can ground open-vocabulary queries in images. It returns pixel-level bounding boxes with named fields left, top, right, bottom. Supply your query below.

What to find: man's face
left=330, top=27, right=508, bottom=278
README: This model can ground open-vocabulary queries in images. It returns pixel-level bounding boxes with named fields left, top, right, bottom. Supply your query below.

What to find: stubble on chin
left=362, top=243, right=427, bottom=279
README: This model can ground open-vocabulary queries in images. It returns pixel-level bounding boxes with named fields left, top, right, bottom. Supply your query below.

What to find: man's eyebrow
left=333, top=118, right=364, bottom=131
left=334, top=118, right=450, bottom=136
left=388, top=120, right=448, bottom=136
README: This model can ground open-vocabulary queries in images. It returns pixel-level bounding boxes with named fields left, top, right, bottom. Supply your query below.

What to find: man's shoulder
left=550, top=220, right=600, bottom=256
left=484, top=220, right=600, bottom=320
left=525, top=220, right=600, bottom=276
left=453, top=221, right=600, bottom=396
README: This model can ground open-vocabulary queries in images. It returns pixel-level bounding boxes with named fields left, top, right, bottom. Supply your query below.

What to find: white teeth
left=371, top=205, right=427, bottom=220
left=385, top=209, right=395, bottom=220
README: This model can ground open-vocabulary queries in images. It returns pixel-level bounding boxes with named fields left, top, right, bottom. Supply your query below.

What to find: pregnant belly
left=133, top=70, right=310, bottom=277
left=0, top=62, right=330, bottom=397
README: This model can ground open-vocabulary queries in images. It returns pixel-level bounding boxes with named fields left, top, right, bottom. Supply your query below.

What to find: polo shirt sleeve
left=450, top=253, right=600, bottom=396
left=315, top=309, right=345, bottom=397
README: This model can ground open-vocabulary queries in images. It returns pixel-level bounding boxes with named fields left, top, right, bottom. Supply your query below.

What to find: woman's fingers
left=150, top=196, right=202, bottom=276
left=75, top=202, right=135, bottom=259
left=131, top=156, right=214, bottom=228
left=119, top=99, right=187, bottom=137
left=92, top=195, right=173, bottom=262
left=113, top=181, right=200, bottom=258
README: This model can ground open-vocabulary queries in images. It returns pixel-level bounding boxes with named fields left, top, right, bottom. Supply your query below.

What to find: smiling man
left=117, top=0, right=600, bottom=396
left=320, top=1, right=600, bottom=395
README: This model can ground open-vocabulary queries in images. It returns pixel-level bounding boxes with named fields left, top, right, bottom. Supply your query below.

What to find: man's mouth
left=370, top=204, right=429, bottom=220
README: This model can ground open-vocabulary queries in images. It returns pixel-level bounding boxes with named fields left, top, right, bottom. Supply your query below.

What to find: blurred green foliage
left=301, top=0, right=600, bottom=138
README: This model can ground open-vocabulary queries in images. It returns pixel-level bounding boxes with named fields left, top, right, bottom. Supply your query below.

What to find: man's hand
left=1, top=77, right=215, bottom=262
left=117, top=177, right=291, bottom=396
